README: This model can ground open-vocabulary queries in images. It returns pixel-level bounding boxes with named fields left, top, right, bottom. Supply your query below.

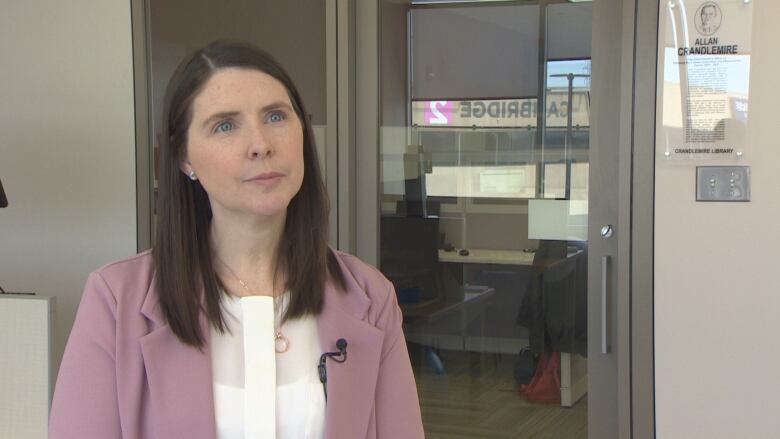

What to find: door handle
left=601, top=255, right=610, bottom=354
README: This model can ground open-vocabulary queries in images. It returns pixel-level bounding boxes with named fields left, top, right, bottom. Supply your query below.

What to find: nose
left=247, top=125, right=273, bottom=159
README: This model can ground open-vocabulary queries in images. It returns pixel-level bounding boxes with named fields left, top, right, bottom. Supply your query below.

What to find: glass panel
left=544, top=58, right=591, bottom=199
left=380, top=1, right=592, bottom=437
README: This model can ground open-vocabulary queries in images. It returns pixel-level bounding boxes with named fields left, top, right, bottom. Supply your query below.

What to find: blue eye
left=214, top=121, right=234, bottom=133
left=266, top=111, right=286, bottom=123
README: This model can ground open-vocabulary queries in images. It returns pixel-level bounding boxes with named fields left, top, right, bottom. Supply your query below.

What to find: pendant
left=275, top=331, right=289, bottom=353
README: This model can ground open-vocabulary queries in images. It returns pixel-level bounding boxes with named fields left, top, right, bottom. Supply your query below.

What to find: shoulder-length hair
left=154, top=41, right=345, bottom=349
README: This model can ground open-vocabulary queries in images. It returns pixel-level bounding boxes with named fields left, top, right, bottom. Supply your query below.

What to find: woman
left=49, top=41, right=424, bottom=439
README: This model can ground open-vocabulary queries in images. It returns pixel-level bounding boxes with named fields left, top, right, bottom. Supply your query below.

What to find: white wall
left=654, top=2, right=780, bottom=437
left=0, top=0, right=137, bottom=386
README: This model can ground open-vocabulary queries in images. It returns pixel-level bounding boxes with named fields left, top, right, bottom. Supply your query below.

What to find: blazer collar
left=317, top=253, right=384, bottom=439
left=139, top=271, right=218, bottom=439
left=138, top=255, right=385, bottom=439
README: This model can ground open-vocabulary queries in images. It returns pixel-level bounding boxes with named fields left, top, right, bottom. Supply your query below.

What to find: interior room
left=377, top=1, right=592, bottom=436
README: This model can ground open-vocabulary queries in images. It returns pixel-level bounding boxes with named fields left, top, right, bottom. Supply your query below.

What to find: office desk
left=438, top=248, right=585, bottom=267
left=438, top=249, right=535, bottom=265
left=437, top=248, right=587, bottom=407
left=401, top=286, right=495, bottom=374
left=401, top=285, right=494, bottom=322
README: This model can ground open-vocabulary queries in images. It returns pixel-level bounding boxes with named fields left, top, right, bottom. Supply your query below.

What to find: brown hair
left=154, top=41, right=345, bottom=348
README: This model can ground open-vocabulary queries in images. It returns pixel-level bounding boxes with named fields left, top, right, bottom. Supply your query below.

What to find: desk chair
left=516, top=242, right=588, bottom=406
left=517, top=240, right=587, bottom=356
left=380, top=216, right=448, bottom=373
left=380, top=216, right=492, bottom=375
left=541, top=252, right=581, bottom=355
left=379, top=216, right=443, bottom=306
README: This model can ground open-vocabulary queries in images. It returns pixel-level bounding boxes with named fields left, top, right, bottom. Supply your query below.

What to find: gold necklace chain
left=214, top=255, right=290, bottom=353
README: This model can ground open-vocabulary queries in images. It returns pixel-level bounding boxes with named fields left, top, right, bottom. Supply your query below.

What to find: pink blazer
left=49, top=249, right=424, bottom=438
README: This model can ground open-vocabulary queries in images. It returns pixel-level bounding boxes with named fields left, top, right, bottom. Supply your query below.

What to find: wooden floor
left=413, top=349, right=588, bottom=439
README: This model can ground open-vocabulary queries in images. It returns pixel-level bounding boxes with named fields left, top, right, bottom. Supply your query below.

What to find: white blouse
left=210, top=292, right=326, bottom=439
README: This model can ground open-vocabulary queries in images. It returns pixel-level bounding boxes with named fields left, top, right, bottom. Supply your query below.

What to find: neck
left=210, top=210, right=287, bottom=297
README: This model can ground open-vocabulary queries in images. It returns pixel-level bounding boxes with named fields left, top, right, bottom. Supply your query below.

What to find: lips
left=246, top=171, right=285, bottom=186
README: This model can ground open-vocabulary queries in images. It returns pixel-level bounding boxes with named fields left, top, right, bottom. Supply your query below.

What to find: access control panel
left=696, top=166, right=751, bottom=202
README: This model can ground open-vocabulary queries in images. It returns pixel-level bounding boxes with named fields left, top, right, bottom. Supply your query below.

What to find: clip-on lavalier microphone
left=318, top=338, right=348, bottom=401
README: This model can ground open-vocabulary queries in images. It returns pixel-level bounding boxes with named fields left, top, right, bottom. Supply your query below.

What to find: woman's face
left=181, top=67, right=305, bottom=221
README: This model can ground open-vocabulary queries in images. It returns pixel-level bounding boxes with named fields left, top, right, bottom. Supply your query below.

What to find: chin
left=247, top=198, right=293, bottom=218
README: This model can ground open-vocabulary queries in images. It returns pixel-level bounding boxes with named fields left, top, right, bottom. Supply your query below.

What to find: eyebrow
left=200, top=101, right=294, bottom=129
left=201, top=111, right=240, bottom=129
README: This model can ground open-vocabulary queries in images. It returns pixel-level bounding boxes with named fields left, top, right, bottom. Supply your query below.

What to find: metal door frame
left=131, top=0, right=153, bottom=251
left=629, top=0, right=658, bottom=438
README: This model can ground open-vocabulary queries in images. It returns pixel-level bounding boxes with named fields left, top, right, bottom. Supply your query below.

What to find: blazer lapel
left=318, top=272, right=385, bottom=439
left=139, top=280, right=217, bottom=439
left=136, top=258, right=384, bottom=439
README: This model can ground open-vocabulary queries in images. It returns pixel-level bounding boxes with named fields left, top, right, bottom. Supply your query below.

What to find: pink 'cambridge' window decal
left=424, top=101, right=453, bottom=125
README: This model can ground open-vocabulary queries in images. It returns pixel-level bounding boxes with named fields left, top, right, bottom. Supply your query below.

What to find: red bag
left=518, top=351, right=561, bottom=404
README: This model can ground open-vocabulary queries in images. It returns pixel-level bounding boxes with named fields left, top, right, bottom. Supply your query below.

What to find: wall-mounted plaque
left=657, top=0, right=754, bottom=161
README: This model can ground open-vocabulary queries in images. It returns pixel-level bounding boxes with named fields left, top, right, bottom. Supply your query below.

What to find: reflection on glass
left=379, top=1, right=591, bottom=437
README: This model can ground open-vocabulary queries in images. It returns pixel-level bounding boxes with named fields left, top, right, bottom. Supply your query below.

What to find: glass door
left=349, top=0, right=649, bottom=437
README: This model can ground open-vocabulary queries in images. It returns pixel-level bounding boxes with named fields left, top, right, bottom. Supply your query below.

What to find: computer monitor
left=425, top=164, right=537, bottom=199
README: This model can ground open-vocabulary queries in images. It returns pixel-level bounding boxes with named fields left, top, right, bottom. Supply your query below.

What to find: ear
left=178, top=156, right=192, bottom=176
